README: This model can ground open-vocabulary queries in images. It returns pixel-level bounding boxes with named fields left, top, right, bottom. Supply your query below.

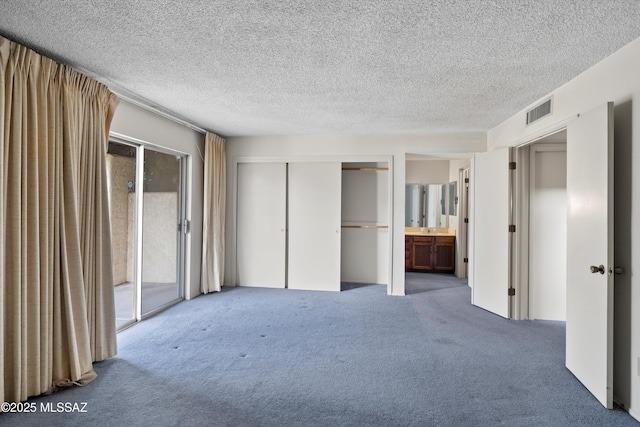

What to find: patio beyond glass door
left=107, top=142, right=138, bottom=328
left=140, top=148, right=184, bottom=316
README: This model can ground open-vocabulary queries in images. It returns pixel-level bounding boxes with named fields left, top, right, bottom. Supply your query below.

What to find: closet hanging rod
left=341, top=225, right=389, bottom=229
left=341, top=167, right=389, bottom=171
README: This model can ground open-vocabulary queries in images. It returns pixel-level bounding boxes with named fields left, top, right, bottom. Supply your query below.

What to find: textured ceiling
left=2, top=1, right=640, bottom=137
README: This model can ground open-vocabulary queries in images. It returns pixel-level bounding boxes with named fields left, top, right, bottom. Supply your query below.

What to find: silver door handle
left=590, top=265, right=605, bottom=275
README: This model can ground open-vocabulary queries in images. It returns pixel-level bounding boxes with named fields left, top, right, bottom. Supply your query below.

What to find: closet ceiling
left=2, top=1, right=640, bottom=137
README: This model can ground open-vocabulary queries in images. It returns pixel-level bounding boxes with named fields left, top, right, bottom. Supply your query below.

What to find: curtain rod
left=113, top=91, right=208, bottom=135
left=61, top=59, right=211, bottom=136
left=341, top=225, right=389, bottom=229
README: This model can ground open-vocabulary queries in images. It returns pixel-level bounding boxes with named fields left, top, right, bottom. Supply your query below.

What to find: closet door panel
left=237, top=163, right=287, bottom=288
left=288, top=162, right=341, bottom=291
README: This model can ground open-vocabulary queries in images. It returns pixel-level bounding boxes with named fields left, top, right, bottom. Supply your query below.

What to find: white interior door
left=565, top=102, right=614, bottom=408
left=288, top=162, right=341, bottom=291
left=236, top=163, right=287, bottom=288
left=472, top=148, right=510, bottom=318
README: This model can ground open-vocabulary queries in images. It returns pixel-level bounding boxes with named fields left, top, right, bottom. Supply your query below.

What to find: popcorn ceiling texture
left=1, top=1, right=640, bottom=136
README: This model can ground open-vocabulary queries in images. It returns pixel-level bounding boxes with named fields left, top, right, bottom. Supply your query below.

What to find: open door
left=472, top=147, right=511, bottom=318
left=565, top=102, right=614, bottom=408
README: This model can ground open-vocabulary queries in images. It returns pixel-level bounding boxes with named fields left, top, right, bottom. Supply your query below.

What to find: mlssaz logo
left=40, top=402, right=88, bottom=413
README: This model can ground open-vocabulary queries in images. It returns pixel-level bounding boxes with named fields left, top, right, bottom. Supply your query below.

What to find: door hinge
left=509, top=162, right=516, bottom=170
left=463, top=257, right=468, bottom=263
left=180, top=219, right=190, bottom=234
left=464, top=218, right=469, bottom=223
left=509, top=224, right=516, bottom=233
left=508, top=288, right=516, bottom=296
left=464, top=178, right=469, bottom=184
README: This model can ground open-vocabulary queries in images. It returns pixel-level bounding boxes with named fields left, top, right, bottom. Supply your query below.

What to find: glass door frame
left=109, top=134, right=188, bottom=331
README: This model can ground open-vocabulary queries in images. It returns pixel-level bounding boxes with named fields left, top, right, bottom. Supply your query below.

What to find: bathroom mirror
left=449, top=181, right=457, bottom=216
left=405, top=184, right=447, bottom=227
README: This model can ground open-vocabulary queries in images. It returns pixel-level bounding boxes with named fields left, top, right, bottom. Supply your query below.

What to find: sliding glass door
left=107, top=140, right=186, bottom=330
left=140, top=148, right=184, bottom=315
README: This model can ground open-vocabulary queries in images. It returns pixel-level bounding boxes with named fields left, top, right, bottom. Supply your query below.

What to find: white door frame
left=513, top=139, right=567, bottom=320
left=457, top=168, right=470, bottom=279
left=230, top=155, right=395, bottom=294
left=512, top=125, right=573, bottom=320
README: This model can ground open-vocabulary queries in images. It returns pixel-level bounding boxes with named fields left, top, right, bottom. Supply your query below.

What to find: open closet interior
left=341, top=163, right=389, bottom=286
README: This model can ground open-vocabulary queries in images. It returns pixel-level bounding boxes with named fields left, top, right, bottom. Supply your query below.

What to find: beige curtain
left=201, top=132, right=226, bottom=293
left=0, top=37, right=119, bottom=402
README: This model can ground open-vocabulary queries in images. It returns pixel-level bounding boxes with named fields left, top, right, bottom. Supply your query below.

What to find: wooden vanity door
left=433, top=236, right=455, bottom=272
left=411, top=236, right=433, bottom=271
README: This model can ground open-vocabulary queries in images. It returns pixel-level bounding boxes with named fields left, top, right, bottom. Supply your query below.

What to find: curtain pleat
left=0, top=37, right=119, bottom=403
left=201, top=132, right=226, bottom=294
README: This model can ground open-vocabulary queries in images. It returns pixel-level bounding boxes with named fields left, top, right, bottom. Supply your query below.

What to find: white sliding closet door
left=237, top=163, right=287, bottom=288
left=288, top=162, right=341, bottom=291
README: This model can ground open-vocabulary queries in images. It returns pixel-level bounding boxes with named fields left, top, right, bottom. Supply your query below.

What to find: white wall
left=406, top=160, right=450, bottom=184
left=487, top=36, right=640, bottom=419
left=110, top=99, right=205, bottom=300
left=529, top=148, right=567, bottom=321
left=225, top=133, right=486, bottom=296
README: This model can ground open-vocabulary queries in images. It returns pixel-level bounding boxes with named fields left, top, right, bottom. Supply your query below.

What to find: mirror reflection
left=449, top=181, right=457, bottom=216
left=406, top=184, right=447, bottom=227
left=405, top=181, right=457, bottom=227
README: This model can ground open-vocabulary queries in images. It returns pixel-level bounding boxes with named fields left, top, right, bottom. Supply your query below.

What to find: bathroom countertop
left=405, top=227, right=455, bottom=236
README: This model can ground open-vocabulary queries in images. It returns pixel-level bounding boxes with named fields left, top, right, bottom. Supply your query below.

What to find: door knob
left=590, top=265, right=605, bottom=275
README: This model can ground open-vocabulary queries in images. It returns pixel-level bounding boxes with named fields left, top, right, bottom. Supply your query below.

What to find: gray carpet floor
left=2, top=273, right=638, bottom=426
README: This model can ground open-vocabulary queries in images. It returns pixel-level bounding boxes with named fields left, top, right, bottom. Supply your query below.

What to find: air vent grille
left=526, top=98, right=552, bottom=125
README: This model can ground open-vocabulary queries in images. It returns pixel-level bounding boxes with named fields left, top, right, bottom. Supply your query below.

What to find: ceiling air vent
left=526, top=98, right=553, bottom=125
